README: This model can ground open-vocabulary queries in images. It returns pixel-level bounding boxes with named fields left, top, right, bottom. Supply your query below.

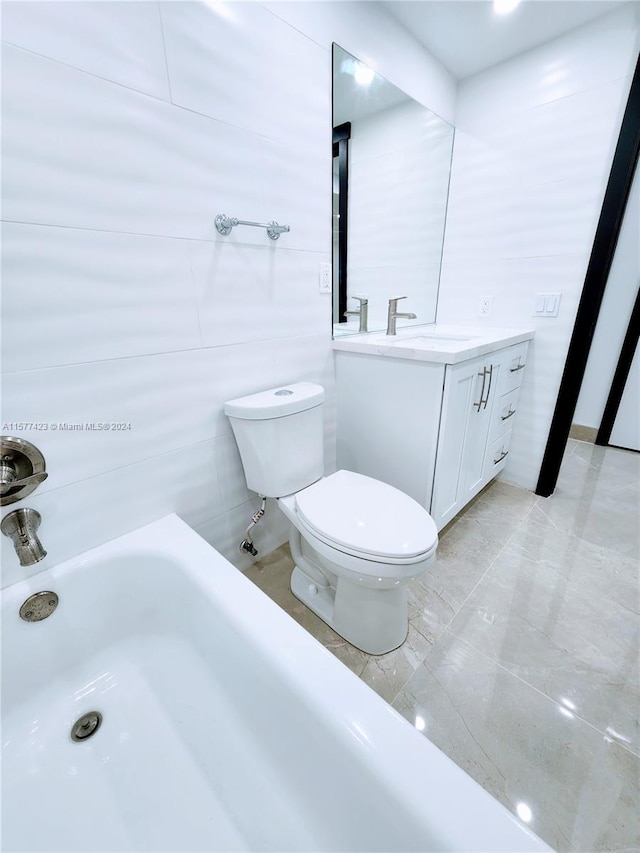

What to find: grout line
left=443, top=627, right=640, bottom=762
left=2, top=37, right=306, bottom=148
left=155, top=1, right=174, bottom=105
left=390, top=492, right=543, bottom=704
left=1, top=39, right=175, bottom=106
left=389, top=497, right=540, bottom=704
left=438, top=516, right=521, bottom=636
left=1, top=219, right=328, bottom=253
left=1, top=332, right=333, bottom=375
left=19, top=435, right=227, bottom=500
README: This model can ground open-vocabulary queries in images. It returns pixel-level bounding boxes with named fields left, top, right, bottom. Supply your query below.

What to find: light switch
left=545, top=292, right=561, bottom=316
left=533, top=292, right=561, bottom=317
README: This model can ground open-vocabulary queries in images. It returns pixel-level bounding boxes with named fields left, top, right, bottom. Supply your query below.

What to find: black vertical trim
left=535, top=53, right=640, bottom=497
left=333, top=121, right=351, bottom=323
left=596, top=284, right=640, bottom=446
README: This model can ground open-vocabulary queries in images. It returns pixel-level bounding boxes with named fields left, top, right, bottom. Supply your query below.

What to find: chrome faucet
left=386, top=297, right=417, bottom=335
left=344, top=295, right=369, bottom=332
left=1, top=508, right=47, bottom=566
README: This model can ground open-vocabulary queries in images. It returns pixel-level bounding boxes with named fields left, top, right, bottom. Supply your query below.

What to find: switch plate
left=479, top=295, right=494, bottom=317
left=319, top=263, right=332, bottom=294
left=533, top=292, right=561, bottom=317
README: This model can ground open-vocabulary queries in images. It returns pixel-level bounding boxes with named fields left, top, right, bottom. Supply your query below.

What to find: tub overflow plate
left=19, top=591, right=58, bottom=622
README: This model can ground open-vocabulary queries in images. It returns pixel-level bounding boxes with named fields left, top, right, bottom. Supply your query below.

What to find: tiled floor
left=245, top=440, right=640, bottom=853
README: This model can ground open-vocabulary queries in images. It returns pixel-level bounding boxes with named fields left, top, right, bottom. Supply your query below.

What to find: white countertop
left=331, top=324, right=535, bottom=364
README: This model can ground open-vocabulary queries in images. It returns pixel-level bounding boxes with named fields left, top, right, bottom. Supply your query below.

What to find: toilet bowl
left=279, top=470, right=437, bottom=653
left=224, top=382, right=438, bottom=654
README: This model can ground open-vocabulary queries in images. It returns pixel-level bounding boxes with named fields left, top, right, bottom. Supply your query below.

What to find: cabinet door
left=431, top=356, right=497, bottom=529
left=460, top=358, right=499, bottom=501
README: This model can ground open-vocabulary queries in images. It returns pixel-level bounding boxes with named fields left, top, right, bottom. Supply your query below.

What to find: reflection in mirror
left=332, top=44, right=455, bottom=336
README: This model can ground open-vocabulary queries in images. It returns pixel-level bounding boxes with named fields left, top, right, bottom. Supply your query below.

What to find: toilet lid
left=294, top=470, right=438, bottom=561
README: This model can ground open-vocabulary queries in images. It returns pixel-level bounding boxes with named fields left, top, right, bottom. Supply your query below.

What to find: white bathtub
left=1, top=514, right=549, bottom=852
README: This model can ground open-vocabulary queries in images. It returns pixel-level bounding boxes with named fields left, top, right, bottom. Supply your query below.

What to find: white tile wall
left=1, top=0, right=171, bottom=101
left=0, top=439, right=224, bottom=590
left=1, top=0, right=455, bottom=586
left=264, top=1, right=456, bottom=125
left=188, top=241, right=330, bottom=346
left=438, top=5, right=639, bottom=491
left=2, top=43, right=267, bottom=242
left=159, top=1, right=329, bottom=147
left=1, top=223, right=200, bottom=372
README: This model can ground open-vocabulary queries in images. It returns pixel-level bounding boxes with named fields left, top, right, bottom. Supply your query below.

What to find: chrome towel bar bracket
left=215, top=213, right=290, bottom=241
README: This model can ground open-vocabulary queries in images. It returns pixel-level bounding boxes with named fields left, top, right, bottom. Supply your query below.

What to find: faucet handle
left=0, top=470, right=48, bottom=497
left=1, top=436, right=48, bottom=506
left=388, top=296, right=407, bottom=309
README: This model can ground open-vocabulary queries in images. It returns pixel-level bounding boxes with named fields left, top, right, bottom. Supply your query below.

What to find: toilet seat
left=294, top=470, right=438, bottom=566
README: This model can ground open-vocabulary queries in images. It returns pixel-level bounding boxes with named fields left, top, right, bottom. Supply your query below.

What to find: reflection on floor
left=244, top=440, right=639, bottom=853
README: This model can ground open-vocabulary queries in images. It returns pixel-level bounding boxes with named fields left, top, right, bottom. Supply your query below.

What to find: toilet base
left=290, top=565, right=409, bottom=655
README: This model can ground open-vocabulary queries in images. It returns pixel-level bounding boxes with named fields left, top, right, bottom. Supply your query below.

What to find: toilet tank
left=224, top=383, right=325, bottom=498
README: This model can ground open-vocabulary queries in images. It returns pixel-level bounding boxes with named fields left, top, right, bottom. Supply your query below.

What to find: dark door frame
left=333, top=121, right=351, bottom=325
left=536, top=53, right=640, bottom=497
left=596, top=283, right=640, bottom=447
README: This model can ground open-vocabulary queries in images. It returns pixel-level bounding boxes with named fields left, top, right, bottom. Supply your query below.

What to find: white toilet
left=224, top=382, right=438, bottom=655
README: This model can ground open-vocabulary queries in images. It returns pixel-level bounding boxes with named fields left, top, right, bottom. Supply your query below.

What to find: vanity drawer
left=490, top=387, right=520, bottom=443
left=486, top=431, right=512, bottom=476
left=499, top=343, right=529, bottom=393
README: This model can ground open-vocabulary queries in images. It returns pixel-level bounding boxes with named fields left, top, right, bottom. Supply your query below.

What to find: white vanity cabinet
left=430, top=341, right=528, bottom=529
left=334, top=332, right=531, bottom=531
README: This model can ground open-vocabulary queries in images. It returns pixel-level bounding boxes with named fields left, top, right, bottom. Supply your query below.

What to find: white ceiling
left=382, top=0, right=631, bottom=79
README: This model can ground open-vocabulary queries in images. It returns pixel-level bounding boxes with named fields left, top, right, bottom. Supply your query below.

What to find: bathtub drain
left=70, top=711, right=103, bottom=742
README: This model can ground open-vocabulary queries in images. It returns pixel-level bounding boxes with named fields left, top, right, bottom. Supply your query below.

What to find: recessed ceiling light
left=516, top=802, right=532, bottom=823
left=493, top=0, right=521, bottom=14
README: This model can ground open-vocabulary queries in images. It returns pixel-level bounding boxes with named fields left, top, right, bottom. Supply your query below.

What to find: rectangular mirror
left=332, top=44, right=455, bottom=336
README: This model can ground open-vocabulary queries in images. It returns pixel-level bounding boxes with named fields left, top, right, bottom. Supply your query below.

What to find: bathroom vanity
left=333, top=326, right=534, bottom=530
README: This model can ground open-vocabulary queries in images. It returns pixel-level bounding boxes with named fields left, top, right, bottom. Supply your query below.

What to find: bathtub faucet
left=1, top=508, right=47, bottom=566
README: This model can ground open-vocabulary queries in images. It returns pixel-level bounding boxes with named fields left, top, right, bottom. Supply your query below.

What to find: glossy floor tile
left=245, top=440, right=640, bottom=852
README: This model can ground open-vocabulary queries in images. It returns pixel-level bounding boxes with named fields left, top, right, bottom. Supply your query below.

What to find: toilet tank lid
left=224, top=382, right=325, bottom=420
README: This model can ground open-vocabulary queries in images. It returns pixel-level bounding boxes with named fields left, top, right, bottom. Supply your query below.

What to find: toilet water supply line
left=239, top=497, right=267, bottom=556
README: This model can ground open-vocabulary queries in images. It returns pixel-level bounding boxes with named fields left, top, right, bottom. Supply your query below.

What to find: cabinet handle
left=474, top=368, right=487, bottom=411
left=501, top=406, right=516, bottom=421
left=482, top=364, right=493, bottom=409
left=494, top=449, right=509, bottom=464
left=510, top=359, right=525, bottom=372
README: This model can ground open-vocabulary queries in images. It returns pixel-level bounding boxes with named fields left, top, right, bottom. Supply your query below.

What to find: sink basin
left=332, top=325, right=535, bottom=365
left=391, top=334, right=475, bottom=346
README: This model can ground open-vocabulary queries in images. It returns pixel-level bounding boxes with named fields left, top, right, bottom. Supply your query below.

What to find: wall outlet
left=319, top=263, right=332, bottom=294
left=479, top=295, right=494, bottom=317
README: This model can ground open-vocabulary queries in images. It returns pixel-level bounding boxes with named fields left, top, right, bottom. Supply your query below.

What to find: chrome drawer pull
left=474, top=368, right=487, bottom=411
left=501, top=407, right=516, bottom=421
left=482, top=364, right=493, bottom=409
left=510, top=360, right=525, bottom=372
left=494, top=449, right=509, bottom=464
